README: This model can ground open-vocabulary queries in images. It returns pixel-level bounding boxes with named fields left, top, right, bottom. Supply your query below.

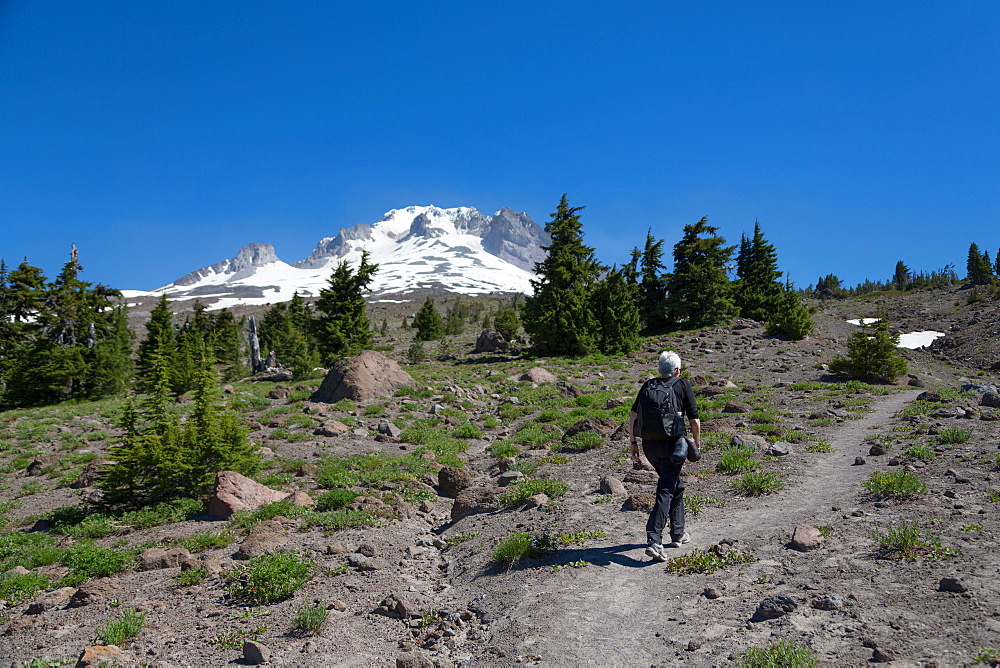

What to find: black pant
left=642, top=438, right=685, bottom=545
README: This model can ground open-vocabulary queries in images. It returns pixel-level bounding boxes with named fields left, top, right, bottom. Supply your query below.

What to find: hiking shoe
left=644, top=543, right=668, bottom=562
left=667, top=532, right=691, bottom=548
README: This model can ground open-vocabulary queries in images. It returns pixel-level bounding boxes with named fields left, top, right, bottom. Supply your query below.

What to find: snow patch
left=846, top=318, right=881, bottom=326
left=897, top=331, right=946, bottom=349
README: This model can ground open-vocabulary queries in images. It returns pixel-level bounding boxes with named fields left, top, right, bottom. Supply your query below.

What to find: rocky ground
left=1, top=285, right=999, bottom=667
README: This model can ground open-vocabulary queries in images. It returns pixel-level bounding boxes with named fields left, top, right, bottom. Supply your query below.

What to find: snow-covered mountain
left=124, top=206, right=547, bottom=310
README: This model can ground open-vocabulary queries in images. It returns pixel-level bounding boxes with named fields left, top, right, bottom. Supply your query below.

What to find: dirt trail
left=486, top=389, right=923, bottom=664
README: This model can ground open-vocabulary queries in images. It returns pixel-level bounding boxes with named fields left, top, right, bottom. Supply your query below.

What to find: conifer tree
left=380, top=318, right=389, bottom=336
left=593, top=267, right=640, bottom=354
left=665, top=218, right=736, bottom=328
left=733, top=221, right=783, bottom=321
left=137, top=295, right=176, bottom=383
left=966, top=243, right=995, bottom=285
left=814, top=274, right=844, bottom=299
left=522, top=195, right=604, bottom=355
left=314, top=251, right=378, bottom=363
left=765, top=287, right=814, bottom=340
left=412, top=297, right=445, bottom=341
left=493, top=298, right=521, bottom=342
left=637, top=230, right=668, bottom=332
left=995, top=249, right=1000, bottom=277
left=891, top=261, right=911, bottom=291
left=829, top=319, right=907, bottom=383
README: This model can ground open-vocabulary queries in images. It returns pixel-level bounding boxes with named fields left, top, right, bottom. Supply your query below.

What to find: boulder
left=69, top=577, right=121, bottom=608
left=599, top=476, right=627, bottom=496
left=285, top=490, right=314, bottom=507
left=473, top=329, right=509, bottom=353
left=767, top=441, right=791, bottom=457
left=625, top=493, right=655, bottom=511
left=311, top=350, right=414, bottom=404
left=980, top=392, right=1000, bottom=409
left=377, top=420, right=403, bottom=437
left=790, top=524, right=824, bottom=551
left=722, top=401, right=752, bottom=414
left=314, top=421, right=349, bottom=437
left=438, top=466, right=473, bottom=498
left=235, top=520, right=290, bottom=559
left=752, top=594, right=797, bottom=621
left=522, top=493, right=549, bottom=509
left=206, top=471, right=288, bottom=520
left=243, top=640, right=271, bottom=665
left=497, top=470, right=524, bottom=486
left=730, top=433, right=767, bottom=449
left=563, top=417, right=618, bottom=439
left=519, top=367, right=559, bottom=384
left=26, top=586, right=76, bottom=614
left=26, top=455, right=59, bottom=477
left=451, top=486, right=502, bottom=521
left=962, top=383, right=997, bottom=395
left=138, top=547, right=192, bottom=571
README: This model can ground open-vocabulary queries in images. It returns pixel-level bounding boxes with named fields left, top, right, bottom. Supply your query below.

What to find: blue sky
left=2, top=1, right=998, bottom=290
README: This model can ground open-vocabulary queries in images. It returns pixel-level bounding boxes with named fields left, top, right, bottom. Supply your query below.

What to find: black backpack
left=636, top=377, right=687, bottom=440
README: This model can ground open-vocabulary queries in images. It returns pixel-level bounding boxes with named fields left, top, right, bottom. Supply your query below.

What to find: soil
left=1, top=286, right=999, bottom=666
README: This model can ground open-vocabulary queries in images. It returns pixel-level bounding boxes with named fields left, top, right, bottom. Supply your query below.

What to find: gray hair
left=658, top=351, right=681, bottom=377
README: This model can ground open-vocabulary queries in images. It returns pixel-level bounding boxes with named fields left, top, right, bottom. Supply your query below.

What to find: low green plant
left=60, top=540, right=137, bottom=585
left=804, top=441, right=832, bottom=453
left=230, top=500, right=312, bottom=530
left=292, top=601, right=329, bottom=635
left=95, top=608, right=146, bottom=646
left=748, top=409, right=780, bottom=424
left=362, top=404, right=387, bottom=417
left=551, top=559, right=589, bottom=572
left=562, top=432, right=604, bottom=452
left=557, top=529, right=606, bottom=544
left=737, top=639, right=818, bottom=668
left=301, top=509, right=380, bottom=533
left=212, top=625, right=267, bottom=649
left=315, top=489, right=362, bottom=511
left=864, top=470, right=927, bottom=500
left=685, top=495, right=725, bottom=515
left=491, top=532, right=556, bottom=566
left=937, top=428, right=972, bottom=444
left=961, top=523, right=984, bottom=531
left=174, top=566, right=209, bottom=586
left=446, top=531, right=482, bottom=546
left=665, top=547, right=756, bottom=574
left=171, top=530, right=234, bottom=552
left=452, top=423, right=483, bottom=439
left=871, top=522, right=961, bottom=560
left=0, top=571, right=51, bottom=606
left=973, top=648, right=999, bottom=665
left=497, top=478, right=569, bottom=507
left=716, top=443, right=758, bottom=475
left=224, top=551, right=315, bottom=605
left=731, top=472, right=783, bottom=496
left=809, top=417, right=834, bottom=427
left=903, top=444, right=935, bottom=461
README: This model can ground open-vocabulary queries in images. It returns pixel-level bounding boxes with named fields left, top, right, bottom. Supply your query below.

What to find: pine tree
left=380, top=318, right=389, bottom=336
left=314, top=251, right=378, bottom=363
left=637, top=230, right=668, bottom=333
left=966, top=243, right=994, bottom=285
left=665, top=218, right=736, bottom=328
left=593, top=267, right=640, bottom=354
left=995, top=249, right=1000, bottom=277
left=412, top=297, right=445, bottom=341
left=493, top=298, right=521, bottom=342
left=522, top=195, right=604, bottom=355
left=829, top=319, right=907, bottom=383
left=733, top=221, right=783, bottom=321
left=891, top=261, right=911, bottom=291
left=89, top=305, right=134, bottom=397
left=814, top=274, right=844, bottom=299
left=137, top=295, right=176, bottom=383
left=765, top=287, right=814, bottom=340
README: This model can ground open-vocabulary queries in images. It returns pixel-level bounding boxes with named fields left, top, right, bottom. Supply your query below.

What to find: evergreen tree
left=593, top=267, right=640, bottom=355
left=493, top=298, right=521, bottom=342
left=99, top=350, right=260, bottom=509
left=412, top=297, right=445, bottom=341
left=637, top=230, right=668, bottom=332
left=733, top=221, right=783, bottom=321
left=89, top=305, right=134, bottom=397
left=5, top=258, right=47, bottom=323
left=765, top=287, right=814, bottom=340
left=314, top=251, right=378, bottom=363
left=665, top=217, right=736, bottom=328
left=522, top=195, right=604, bottom=355
left=829, top=319, right=907, bottom=383
left=380, top=318, right=389, bottom=336
left=995, top=249, right=1000, bottom=277
left=137, top=295, right=176, bottom=383
left=814, top=274, right=844, bottom=298
left=444, top=298, right=469, bottom=336
left=209, top=309, right=245, bottom=379
left=966, top=243, right=995, bottom=285
left=891, top=261, right=912, bottom=291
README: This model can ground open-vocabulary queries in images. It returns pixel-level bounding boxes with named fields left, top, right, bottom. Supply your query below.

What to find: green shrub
left=316, top=453, right=433, bottom=490
left=685, top=495, right=725, bottom=516
left=937, top=428, right=972, bottom=444
left=749, top=409, right=779, bottom=424
left=737, top=639, right=818, bottom=668
left=665, top=547, right=756, bottom=574
left=491, top=532, right=556, bottom=565
left=292, top=601, right=329, bottom=634
left=562, top=432, right=604, bottom=452
left=498, top=478, right=569, bottom=507
left=225, top=551, right=315, bottom=605
left=903, top=444, right=935, bottom=461
left=490, top=442, right=520, bottom=459
left=301, top=509, right=380, bottom=532
left=872, top=522, right=961, bottom=560
left=864, top=470, right=927, bottom=500
left=731, top=472, right=783, bottom=496
left=230, top=500, right=311, bottom=530
left=0, top=530, right=62, bottom=571
left=174, top=566, right=209, bottom=586
left=452, top=423, right=483, bottom=439
left=171, top=530, right=234, bottom=552
left=716, top=442, right=758, bottom=475
left=0, top=571, right=51, bottom=606
left=60, top=541, right=137, bottom=584
left=95, top=608, right=146, bottom=646
left=315, top=489, right=361, bottom=512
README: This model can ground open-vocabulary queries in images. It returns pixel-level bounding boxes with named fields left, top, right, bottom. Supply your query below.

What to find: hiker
left=628, top=350, right=701, bottom=562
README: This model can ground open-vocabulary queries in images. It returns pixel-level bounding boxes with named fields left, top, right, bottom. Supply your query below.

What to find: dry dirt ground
left=1, top=287, right=999, bottom=666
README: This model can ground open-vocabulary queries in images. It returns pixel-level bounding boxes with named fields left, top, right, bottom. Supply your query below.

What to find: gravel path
left=486, top=389, right=923, bottom=664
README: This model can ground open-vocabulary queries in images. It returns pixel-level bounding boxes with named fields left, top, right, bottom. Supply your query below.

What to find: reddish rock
left=235, top=520, right=290, bottom=559
left=206, top=471, right=288, bottom=520
left=438, top=466, right=473, bottom=498
left=625, top=493, right=655, bottom=511
left=451, top=486, right=502, bottom=521
left=791, top=524, right=825, bottom=551
left=722, top=401, right=752, bottom=414
left=564, top=417, right=617, bottom=439
left=70, top=577, right=121, bottom=608
left=314, top=421, right=349, bottom=437
left=285, top=491, right=314, bottom=507
left=77, top=645, right=131, bottom=667
left=26, top=586, right=76, bottom=614
left=311, top=351, right=414, bottom=404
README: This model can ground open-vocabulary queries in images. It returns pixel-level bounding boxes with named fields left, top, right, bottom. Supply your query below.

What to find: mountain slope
left=127, top=206, right=546, bottom=309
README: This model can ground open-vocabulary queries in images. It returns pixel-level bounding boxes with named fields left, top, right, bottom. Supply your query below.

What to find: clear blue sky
left=2, top=1, right=998, bottom=290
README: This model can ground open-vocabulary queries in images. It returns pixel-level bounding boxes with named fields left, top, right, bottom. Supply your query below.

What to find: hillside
left=0, top=288, right=999, bottom=666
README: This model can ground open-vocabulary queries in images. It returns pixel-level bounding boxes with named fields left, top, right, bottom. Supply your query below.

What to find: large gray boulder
left=474, top=329, right=508, bottom=353
left=311, top=350, right=414, bottom=404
